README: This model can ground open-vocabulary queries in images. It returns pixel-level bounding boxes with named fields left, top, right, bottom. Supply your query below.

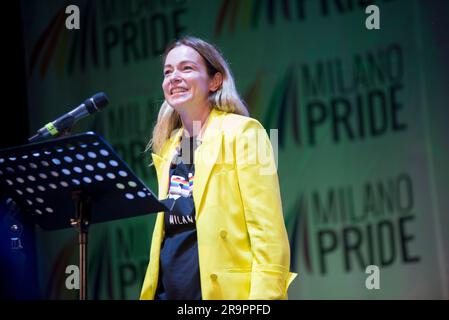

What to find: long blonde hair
left=147, top=36, right=249, bottom=154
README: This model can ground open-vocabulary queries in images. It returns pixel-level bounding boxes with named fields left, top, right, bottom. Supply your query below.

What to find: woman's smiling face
left=162, top=45, right=214, bottom=112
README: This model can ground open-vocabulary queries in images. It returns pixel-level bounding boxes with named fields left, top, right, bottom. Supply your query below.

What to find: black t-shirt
left=155, top=136, right=202, bottom=300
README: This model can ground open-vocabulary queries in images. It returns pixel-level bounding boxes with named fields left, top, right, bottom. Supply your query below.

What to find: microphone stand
left=27, top=124, right=93, bottom=299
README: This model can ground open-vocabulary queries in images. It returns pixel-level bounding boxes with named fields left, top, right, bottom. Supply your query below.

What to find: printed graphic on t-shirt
left=165, top=162, right=195, bottom=228
left=168, top=172, right=194, bottom=200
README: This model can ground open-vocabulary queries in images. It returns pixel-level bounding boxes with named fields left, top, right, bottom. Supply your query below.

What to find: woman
left=140, top=37, right=296, bottom=300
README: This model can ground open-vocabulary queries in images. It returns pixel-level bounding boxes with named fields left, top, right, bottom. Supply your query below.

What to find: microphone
left=29, top=92, right=109, bottom=143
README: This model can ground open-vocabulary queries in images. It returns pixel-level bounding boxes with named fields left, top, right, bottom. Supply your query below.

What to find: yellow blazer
left=140, top=108, right=297, bottom=300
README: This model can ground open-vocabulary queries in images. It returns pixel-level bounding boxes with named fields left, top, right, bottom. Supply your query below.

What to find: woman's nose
left=168, top=70, right=182, bottom=83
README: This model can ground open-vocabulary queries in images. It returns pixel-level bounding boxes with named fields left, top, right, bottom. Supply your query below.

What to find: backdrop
left=19, top=0, right=449, bottom=299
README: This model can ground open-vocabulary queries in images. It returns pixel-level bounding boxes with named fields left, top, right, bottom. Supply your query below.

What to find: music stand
left=0, top=132, right=166, bottom=300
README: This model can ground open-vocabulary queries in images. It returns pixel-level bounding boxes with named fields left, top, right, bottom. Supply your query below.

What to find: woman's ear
left=209, top=72, right=223, bottom=92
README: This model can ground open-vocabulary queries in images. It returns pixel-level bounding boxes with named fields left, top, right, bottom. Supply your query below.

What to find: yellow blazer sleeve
left=235, top=119, right=296, bottom=299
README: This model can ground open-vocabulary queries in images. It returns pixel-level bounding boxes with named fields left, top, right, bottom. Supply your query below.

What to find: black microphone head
left=84, top=92, right=109, bottom=114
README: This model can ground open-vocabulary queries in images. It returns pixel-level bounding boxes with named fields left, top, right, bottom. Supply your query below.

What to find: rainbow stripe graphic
left=215, top=0, right=295, bottom=36
left=28, top=1, right=99, bottom=79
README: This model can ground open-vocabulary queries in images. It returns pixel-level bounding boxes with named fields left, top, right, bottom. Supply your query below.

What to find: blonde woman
left=140, top=37, right=296, bottom=300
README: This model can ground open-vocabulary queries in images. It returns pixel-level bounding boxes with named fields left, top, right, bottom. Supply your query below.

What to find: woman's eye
left=164, top=70, right=171, bottom=76
left=184, top=66, right=193, bottom=71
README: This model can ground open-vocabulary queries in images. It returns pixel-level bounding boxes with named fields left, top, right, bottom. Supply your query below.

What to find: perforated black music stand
left=0, top=132, right=165, bottom=300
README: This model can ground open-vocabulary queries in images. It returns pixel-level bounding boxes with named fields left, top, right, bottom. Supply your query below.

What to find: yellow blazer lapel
left=152, top=127, right=183, bottom=199
left=151, top=153, right=170, bottom=199
left=151, top=109, right=225, bottom=220
left=193, top=109, right=225, bottom=220
left=193, top=134, right=222, bottom=220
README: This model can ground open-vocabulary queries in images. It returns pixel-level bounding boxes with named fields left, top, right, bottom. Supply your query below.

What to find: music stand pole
left=70, top=190, right=91, bottom=300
